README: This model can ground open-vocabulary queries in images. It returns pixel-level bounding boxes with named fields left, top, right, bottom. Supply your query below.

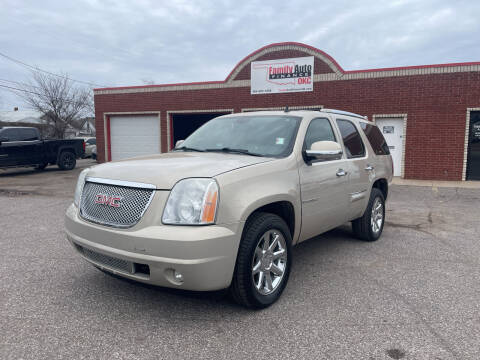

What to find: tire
left=58, top=151, right=76, bottom=170
left=230, top=212, right=292, bottom=309
left=35, top=163, right=48, bottom=171
left=92, top=153, right=97, bottom=160
left=352, top=188, right=385, bottom=242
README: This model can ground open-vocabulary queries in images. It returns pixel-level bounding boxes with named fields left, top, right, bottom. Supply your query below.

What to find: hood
left=86, top=152, right=274, bottom=189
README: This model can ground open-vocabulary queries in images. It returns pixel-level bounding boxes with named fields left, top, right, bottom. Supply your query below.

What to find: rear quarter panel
left=44, top=139, right=85, bottom=162
left=357, top=121, right=394, bottom=201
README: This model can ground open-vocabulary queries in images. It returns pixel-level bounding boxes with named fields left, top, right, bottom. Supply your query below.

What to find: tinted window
left=86, top=138, right=96, bottom=145
left=19, top=128, right=39, bottom=141
left=1, top=128, right=21, bottom=141
left=336, top=119, right=365, bottom=158
left=360, top=122, right=390, bottom=155
left=304, top=118, right=336, bottom=149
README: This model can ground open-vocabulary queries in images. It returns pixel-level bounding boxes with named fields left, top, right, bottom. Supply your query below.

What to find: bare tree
left=19, top=71, right=93, bottom=139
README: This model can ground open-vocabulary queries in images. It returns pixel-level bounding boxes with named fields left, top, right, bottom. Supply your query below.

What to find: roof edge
left=94, top=42, right=480, bottom=92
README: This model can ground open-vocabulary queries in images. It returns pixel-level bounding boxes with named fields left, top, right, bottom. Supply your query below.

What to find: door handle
left=336, top=169, right=347, bottom=177
left=365, top=165, right=375, bottom=172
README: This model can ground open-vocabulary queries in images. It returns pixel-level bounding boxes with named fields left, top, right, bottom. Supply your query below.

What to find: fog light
left=174, top=270, right=184, bottom=283
left=164, top=268, right=184, bottom=285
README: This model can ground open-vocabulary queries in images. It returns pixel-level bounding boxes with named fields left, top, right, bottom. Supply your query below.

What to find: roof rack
left=321, top=108, right=367, bottom=120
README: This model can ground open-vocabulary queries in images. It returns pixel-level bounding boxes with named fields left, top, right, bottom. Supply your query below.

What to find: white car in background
left=91, top=144, right=97, bottom=160
left=76, top=137, right=96, bottom=158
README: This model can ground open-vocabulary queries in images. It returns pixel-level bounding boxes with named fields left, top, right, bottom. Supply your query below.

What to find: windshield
left=176, top=115, right=301, bottom=157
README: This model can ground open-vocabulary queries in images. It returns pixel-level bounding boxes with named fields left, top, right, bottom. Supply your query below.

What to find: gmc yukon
left=65, top=109, right=393, bottom=308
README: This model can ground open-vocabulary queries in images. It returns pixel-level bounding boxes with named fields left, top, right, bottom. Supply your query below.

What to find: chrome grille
left=79, top=178, right=155, bottom=228
left=78, top=245, right=133, bottom=273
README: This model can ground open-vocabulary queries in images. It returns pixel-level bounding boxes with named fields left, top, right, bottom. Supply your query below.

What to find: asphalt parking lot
left=1, top=159, right=479, bottom=359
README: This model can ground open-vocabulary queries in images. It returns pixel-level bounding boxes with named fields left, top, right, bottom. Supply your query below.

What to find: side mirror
left=305, top=141, right=343, bottom=162
left=0, top=137, right=9, bottom=144
left=175, top=140, right=185, bottom=148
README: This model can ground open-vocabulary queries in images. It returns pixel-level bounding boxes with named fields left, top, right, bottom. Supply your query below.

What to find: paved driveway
left=1, top=161, right=479, bottom=359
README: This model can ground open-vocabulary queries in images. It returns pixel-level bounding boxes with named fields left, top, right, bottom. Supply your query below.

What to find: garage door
left=110, top=115, right=160, bottom=161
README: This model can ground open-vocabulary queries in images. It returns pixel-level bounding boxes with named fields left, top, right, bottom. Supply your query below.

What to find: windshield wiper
left=174, top=146, right=205, bottom=152
left=205, top=147, right=263, bottom=157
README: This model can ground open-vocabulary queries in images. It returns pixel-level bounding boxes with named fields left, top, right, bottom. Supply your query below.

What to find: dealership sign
left=250, top=56, right=314, bottom=94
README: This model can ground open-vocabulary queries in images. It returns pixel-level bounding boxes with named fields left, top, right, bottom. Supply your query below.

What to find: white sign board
left=251, top=56, right=314, bottom=95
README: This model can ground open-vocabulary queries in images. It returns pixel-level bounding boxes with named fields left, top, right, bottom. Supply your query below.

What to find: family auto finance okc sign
left=250, top=56, right=314, bottom=94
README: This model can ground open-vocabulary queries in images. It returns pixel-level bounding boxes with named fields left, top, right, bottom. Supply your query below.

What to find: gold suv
left=65, top=109, right=393, bottom=308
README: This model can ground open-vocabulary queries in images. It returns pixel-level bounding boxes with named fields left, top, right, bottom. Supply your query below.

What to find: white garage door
left=110, top=115, right=160, bottom=161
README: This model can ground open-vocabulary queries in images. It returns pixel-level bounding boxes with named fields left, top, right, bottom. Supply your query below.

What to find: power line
left=0, top=50, right=108, bottom=88
left=0, top=84, right=93, bottom=108
left=0, top=78, right=41, bottom=89
left=0, top=83, right=40, bottom=96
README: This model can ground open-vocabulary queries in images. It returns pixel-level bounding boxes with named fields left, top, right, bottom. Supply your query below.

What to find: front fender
left=214, top=158, right=302, bottom=244
left=238, top=193, right=301, bottom=244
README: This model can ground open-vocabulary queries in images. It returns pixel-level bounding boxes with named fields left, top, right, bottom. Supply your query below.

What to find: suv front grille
left=79, top=178, right=155, bottom=228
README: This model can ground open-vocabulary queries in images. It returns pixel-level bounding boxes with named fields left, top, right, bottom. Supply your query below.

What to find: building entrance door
left=466, top=111, right=480, bottom=180
left=375, top=118, right=404, bottom=177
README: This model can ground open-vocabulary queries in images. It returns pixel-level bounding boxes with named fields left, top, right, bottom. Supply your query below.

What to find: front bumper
left=65, top=204, right=242, bottom=291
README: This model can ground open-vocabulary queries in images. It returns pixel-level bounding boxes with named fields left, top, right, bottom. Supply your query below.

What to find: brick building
left=93, top=42, right=480, bottom=181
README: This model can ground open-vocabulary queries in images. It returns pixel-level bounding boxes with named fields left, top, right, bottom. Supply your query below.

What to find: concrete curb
left=392, top=177, right=480, bottom=189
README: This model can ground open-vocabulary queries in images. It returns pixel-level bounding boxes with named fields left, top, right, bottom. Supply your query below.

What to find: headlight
left=162, top=178, right=219, bottom=225
left=74, top=168, right=89, bottom=207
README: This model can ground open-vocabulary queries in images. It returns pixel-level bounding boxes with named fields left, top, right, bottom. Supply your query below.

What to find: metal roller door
left=110, top=115, right=160, bottom=161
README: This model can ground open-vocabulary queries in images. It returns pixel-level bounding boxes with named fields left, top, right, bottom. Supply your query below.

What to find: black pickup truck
left=0, top=127, right=85, bottom=170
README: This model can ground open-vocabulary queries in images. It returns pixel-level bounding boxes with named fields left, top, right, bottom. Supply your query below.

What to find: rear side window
left=86, top=138, right=96, bottom=145
left=360, top=122, right=390, bottom=155
left=336, top=119, right=365, bottom=158
left=19, top=128, right=39, bottom=141
left=304, top=118, right=337, bottom=149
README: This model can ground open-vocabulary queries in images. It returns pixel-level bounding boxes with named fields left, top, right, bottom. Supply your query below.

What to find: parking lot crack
left=358, top=270, right=461, bottom=359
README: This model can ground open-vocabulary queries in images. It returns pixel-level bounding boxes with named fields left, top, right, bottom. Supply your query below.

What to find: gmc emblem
left=95, top=194, right=122, bottom=208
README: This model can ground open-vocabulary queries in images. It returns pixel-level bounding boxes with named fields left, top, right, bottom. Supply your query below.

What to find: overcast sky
left=1, top=0, right=479, bottom=110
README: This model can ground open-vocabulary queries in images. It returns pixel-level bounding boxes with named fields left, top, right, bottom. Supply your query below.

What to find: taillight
left=83, top=141, right=86, bottom=151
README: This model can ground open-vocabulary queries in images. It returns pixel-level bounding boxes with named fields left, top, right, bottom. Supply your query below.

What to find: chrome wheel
left=251, top=229, right=287, bottom=295
left=371, top=197, right=384, bottom=234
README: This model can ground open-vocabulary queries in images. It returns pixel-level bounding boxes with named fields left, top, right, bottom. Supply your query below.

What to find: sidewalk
left=392, top=177, right=480, bottom=189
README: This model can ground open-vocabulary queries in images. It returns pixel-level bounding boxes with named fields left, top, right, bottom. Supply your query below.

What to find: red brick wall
left=94, top=51, right=480, bottom=181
